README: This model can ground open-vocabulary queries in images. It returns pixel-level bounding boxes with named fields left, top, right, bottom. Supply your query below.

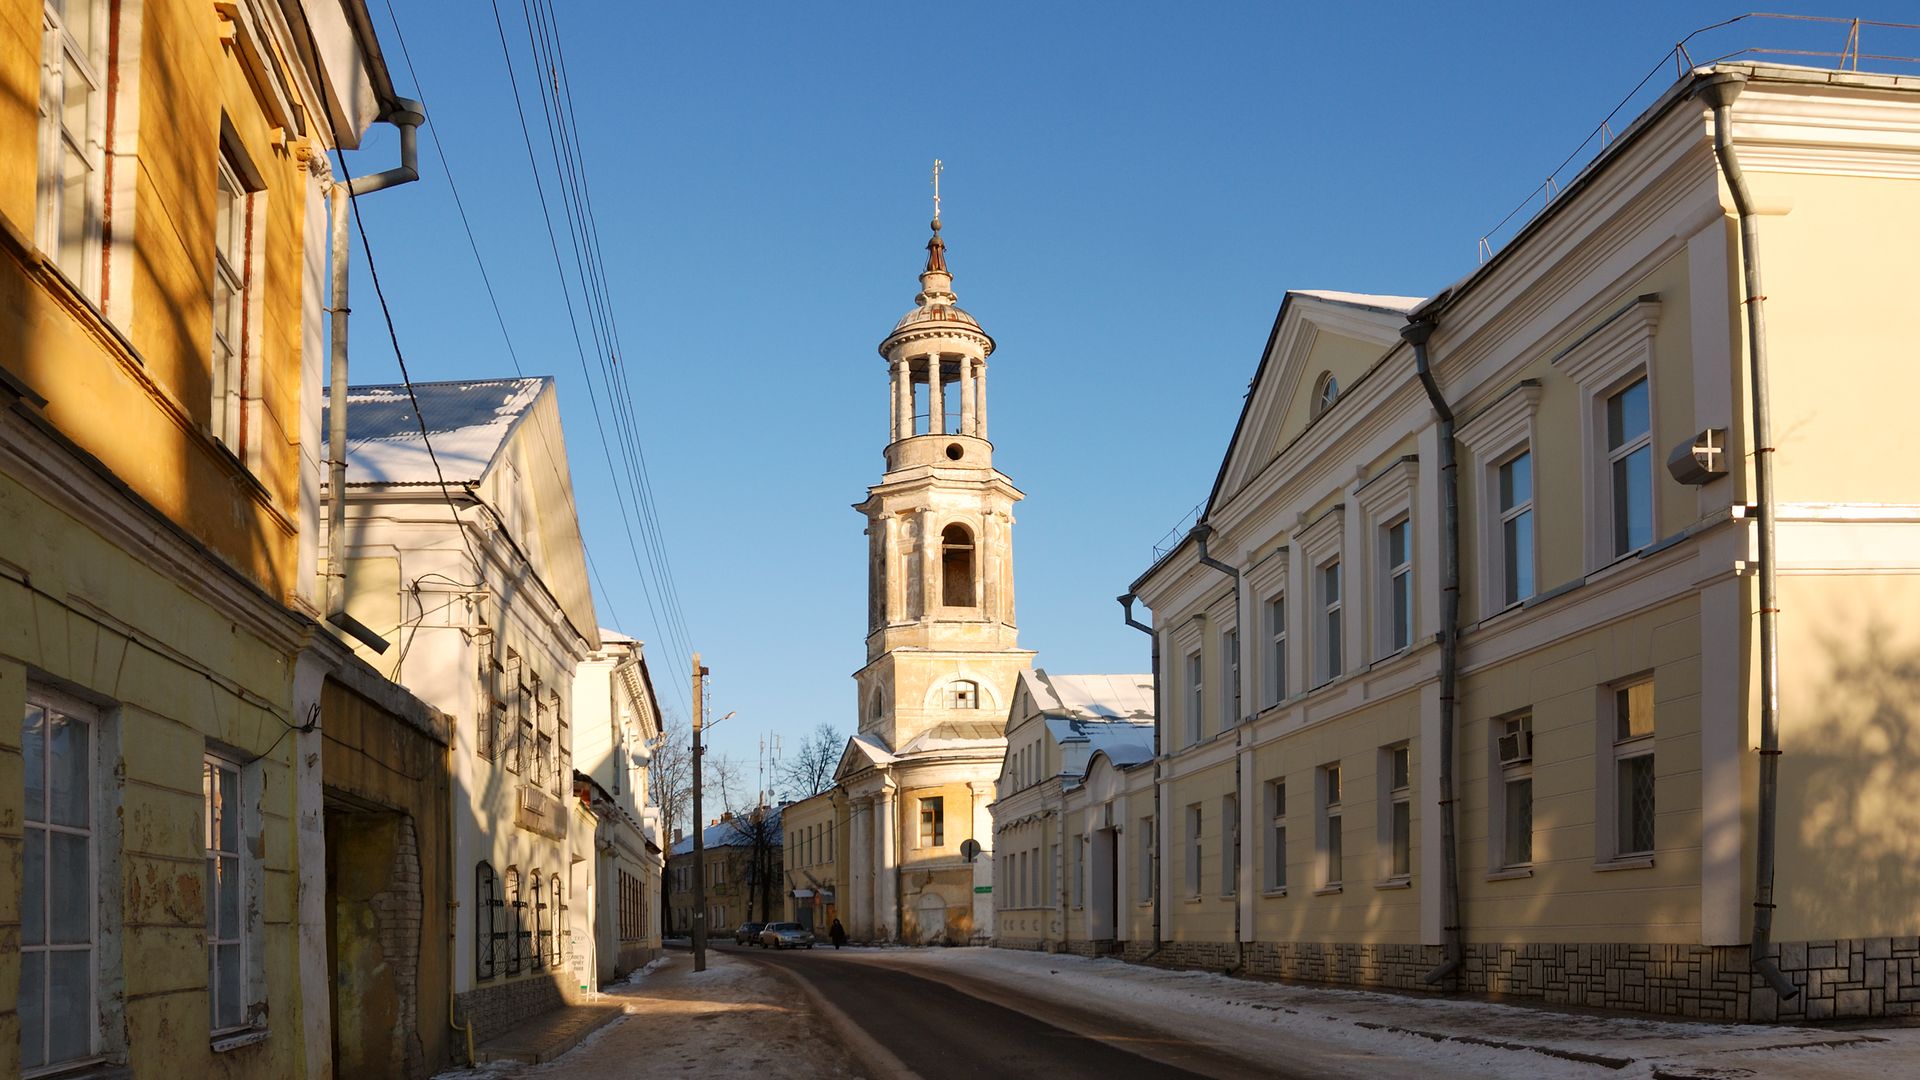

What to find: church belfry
left=840, top=187, right=1034, bottom=944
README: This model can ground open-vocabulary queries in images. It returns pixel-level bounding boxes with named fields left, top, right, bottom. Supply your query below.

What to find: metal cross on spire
left=931, top=158, right=943, bottom=223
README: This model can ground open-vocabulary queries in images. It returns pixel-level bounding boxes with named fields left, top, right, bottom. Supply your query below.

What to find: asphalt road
left=713, top=942, right=1294, bottom=1080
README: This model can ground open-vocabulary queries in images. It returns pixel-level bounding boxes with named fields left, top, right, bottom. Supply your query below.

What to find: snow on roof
left=1046, top=717, right=1154, bottom=772
left=1024, top=671, right=1155, bottom=722
left=1290, top=289, right=1425, bottom=314
left=669, top=804, right=783, bottom=856
left=899, top=720, right=1006, bottom=755
left=328, top=376, right=547, bottom=485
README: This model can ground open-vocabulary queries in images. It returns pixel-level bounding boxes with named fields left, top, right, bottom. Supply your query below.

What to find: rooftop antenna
left=931, top=158, right=943, bottom=223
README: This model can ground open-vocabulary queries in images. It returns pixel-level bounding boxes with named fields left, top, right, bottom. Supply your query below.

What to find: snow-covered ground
left=857, top=947, right=1920, bottom=1080
left=433, top=951, right=858, bottom=1080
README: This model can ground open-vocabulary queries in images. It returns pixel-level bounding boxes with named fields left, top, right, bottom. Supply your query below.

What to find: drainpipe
left=1402, top=317, right=1464, bottom=986
left=324, top=98, right=427, bottom=655
left=1118, top=593, right=1158, bottom=950
left=1698, top=71, right=1798, bottom=1003
left=1190, top=522, right=1245, bottom=965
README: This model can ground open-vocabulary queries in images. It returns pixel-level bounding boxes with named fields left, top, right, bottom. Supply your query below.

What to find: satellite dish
left=960, top=838, right=981, bottom=864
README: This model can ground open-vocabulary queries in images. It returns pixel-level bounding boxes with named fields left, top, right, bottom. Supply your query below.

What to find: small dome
left=893, top=302, right=982, bottom=334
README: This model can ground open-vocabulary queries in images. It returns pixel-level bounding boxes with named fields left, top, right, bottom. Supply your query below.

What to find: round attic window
left=946, top=443, right=964, bottom=460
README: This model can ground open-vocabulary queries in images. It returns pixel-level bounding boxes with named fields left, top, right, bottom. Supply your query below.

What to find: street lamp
left=690, top=649, right=735, bottom=975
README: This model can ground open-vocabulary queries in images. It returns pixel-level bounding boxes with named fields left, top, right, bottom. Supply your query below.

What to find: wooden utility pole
left=691, top=651, right=709, bottom=972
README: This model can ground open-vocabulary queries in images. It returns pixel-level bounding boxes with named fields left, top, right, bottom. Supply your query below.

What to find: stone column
left=850, top=798, right=872, bottom=938
left=959, top=356, right=975, bottom=436
left=877, top=786, right=899, bottom=942
left=976, top=362, right=988, bottom=441
left=969, top=781, right=995, bottom=940
left=920, top=508, right=939, bottom=614
left=894, top=357, right=912, bottom=442
left=883, top=514, right=902, bottom=625
left=927, top=356, right=945, bottom=436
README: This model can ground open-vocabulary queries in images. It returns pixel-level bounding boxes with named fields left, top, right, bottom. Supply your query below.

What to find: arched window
left=946, top=680, right=980, bottom=710
left=476, top=862, right=500, bottom=981
left=530, top=873, right=546, bottom=971
left=550, top=874, right=564, bottom=966
left=1313, top=372, right=1339, bottom=417
left=940, top=524, right=975, bottom=607
left=505, top=867, right=523, bottom=975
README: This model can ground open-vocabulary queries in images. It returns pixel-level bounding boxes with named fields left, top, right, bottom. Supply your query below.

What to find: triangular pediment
left=834, top=733, right=896, bottom=784
left=1208, top=291, right=1421, bottom=515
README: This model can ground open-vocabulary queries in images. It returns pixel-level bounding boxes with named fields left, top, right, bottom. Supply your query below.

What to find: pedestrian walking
left=829, top=918, right=847, bottom=949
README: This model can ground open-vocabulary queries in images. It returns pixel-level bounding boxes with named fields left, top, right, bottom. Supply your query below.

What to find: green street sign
left=974, top=885, right=992, bottom=893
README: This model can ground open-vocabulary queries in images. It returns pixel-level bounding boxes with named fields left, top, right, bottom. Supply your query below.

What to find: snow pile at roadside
left=876, top=947, right=1920, bottom=1080
left=622, top=955, right=671, bottom=985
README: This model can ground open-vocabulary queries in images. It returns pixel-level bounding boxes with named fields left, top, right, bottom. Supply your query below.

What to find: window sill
left=211, top=1028, right=270, bottom=1054
left=26, top=1060, right=131, bottom=1080
left=1593, top=856, right=1655, bottom=873
left=1373, top=877, right=1412, bottom=890
left=1182, top=895, right=1204, bottom=904
left=1485, top=867, right=1534, bottom=882
left=1261, top=887, right=1288, bottom=898
left=1312, top=884, right=1343, bottom=896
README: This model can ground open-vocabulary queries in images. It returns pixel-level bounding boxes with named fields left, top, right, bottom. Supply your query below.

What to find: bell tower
left=853, top=204, right=1032, bottom=751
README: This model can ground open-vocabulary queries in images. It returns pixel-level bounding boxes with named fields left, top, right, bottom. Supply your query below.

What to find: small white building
left=571, top=630, right=666, bottom=983
left=328, top=375, right=599, bottom=1040
left=992, top=670, right=1155, bottom=953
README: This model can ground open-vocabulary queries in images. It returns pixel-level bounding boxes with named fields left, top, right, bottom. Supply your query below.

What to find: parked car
left=759, top=922, right=815, bottom=949
left=733, top=922, right=764, bottom=945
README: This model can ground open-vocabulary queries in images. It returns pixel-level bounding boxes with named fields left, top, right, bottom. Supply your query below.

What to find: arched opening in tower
left=940, top=524, right=975, bottom=607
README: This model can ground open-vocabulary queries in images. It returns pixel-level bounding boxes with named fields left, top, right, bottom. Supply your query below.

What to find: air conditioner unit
left=1497, top=717, right=1533, bottom=765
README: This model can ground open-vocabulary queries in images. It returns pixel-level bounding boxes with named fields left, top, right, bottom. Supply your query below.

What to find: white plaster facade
left=571, top=630, right=666, bottom=983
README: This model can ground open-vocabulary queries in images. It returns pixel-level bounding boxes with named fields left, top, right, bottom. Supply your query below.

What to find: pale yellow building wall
left=1457, top=595, right=1705, bottom=943
left=1267, top=329, right=1402, bottom=459
left=782, top=791, right=840, bottom=927
left=1164, top=760, right=1235, bottom=942
left=1772, top=573, right=1920, bottom=942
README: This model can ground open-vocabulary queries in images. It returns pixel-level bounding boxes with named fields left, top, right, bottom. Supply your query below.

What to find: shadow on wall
left=1786, top=617, right=1920, bottom=940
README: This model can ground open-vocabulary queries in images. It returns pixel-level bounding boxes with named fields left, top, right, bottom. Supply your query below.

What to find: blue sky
left=339, top=2, right=1916, bottom=776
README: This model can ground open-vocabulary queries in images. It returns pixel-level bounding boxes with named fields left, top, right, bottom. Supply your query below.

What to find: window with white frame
left=22, top=692, right=99, bottom=1071
left=1265, top=594, right=1287, bottom=706
left=1457, top=381, right=1542, bottom=616
left=1264, top=779, right=1287, bottom=892
left=37, top=0, right=110, bottom=297
left=1139, top=817, right=1155, bottom=901
left=1381, top=744, right=1411, bottom=880
left=1611, top=680, right=1656, bottom=857
left=1047, top=843, right=1058, bottom=906
left=1492, top=712, right=1534, bottom=869
left=1221, top=793, right=1238, bottom=897
left=204, top=754, right=251, bottom=1034
left=1606, top=377, right=1653, bottom=557
left=1383, top=517, right=1413, bottom=654
left=1185, top=649, right=1204, bottom=745
left=1223, top=628, right=1240, bottom=724
left=211, top=151, right=259, bottom=457
left=1556, top=297, right=1661, bottom=570
left=1185, top=803, right=1203, bottom=897
left=1319, top=763, right=1343, bottom=887
left=1313, top=372, right=1339, bottom=417
left=1498, top=451, right=1535, bottom=606
left=1318, top=561, right=1342, bottom=682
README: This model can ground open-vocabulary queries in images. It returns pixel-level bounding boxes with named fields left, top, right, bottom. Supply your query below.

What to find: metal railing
left=1474, top=14, right=1920, bottom=265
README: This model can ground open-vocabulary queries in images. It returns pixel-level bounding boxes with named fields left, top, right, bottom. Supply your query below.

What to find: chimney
left=673, top=828, right=683, bottom=844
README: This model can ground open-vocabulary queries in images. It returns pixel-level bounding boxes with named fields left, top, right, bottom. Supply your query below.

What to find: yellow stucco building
left=1126, top=61, right=1920, bottom=1022
left=0, top=1, right=452, bottom=1076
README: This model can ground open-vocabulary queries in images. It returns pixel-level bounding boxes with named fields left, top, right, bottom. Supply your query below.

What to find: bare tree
left=707, top=753, right=749, bottom=817
left=778, top=722, right=843, bottom=801
left=726, top=806, right=784, bottom=923
left=648, top=724, right=692, bottom=839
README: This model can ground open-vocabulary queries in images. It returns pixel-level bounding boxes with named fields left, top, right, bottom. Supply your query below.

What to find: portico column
left=976, top=361, right=988, bottom=441
left=959, top=356, right=975, bottom=436
left=969, top=781, right=995, bottom=939
left=893, top=357, right=912, bottom=441
left=850, top=798, right=872, bottom=938
left=877, top=785, right=899, bottom=941
left=924, top=356, right=945, bottom=437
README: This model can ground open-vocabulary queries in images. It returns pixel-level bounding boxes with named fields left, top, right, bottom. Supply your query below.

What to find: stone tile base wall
left=455, top=973, right=570, bottom=1045
left=1127, top=937, right=1920, bottom=1021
